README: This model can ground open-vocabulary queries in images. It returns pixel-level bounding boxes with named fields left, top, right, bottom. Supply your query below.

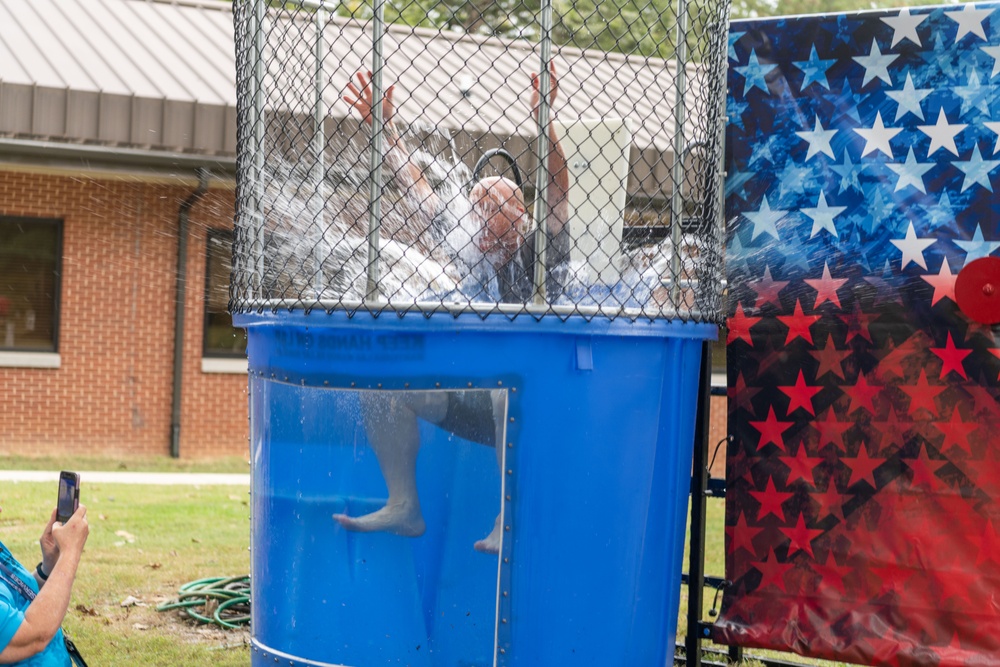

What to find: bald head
left=471, top=176, right=527, bottom=263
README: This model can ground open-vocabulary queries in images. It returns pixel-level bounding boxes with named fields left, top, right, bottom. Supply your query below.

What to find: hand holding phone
left=56, top=471, right=80, bottom=524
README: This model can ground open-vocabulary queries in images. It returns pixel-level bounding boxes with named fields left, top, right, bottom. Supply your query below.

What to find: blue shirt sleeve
left=0, top=594, right=26, bottom=654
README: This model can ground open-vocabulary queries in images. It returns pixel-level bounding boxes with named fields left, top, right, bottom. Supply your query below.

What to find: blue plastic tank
left=236, top=309, right=715, bottom=666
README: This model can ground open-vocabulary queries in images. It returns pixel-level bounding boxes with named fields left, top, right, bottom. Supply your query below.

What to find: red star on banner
left=727, top=302, right=761, bottom=346
left=810, top=483, right=848, bottom=522
left=956, top=443, right=1000, bottom=496
left=811, top=558, right=853, bottom=596
left=931, top=567, right=985, bottom=609
left=843, top=371, right=881, bottom=415
left=728, top=371, right=761, bottom=414
left=876, top=331, right=932, bottom=380
left=993, top=348, right=1000, bottom=380
left=777, top=299, right=821, bottom=346
left=838, top=301, right=875, bottom=345
left=873, top=405, right=911, bottom=451
left=965, top=380, right=1000, bottom=421
left=727, top=511, right=764, bottom=558
left=780, top=513, right=825, bottom=559
left=804, top=261, right=849, bottom=308
left=754, top=547, right=792, bottom=593
left=756, top=339, right=793, bottom=377
left=844, top=442, right=884, bottom=490
left=809, top=341, right=852, bottom=380
left=931, top=632, right=981, bottom=665
left=930, top=332, right=972, bottom=380
left=870, top=561, right=917, bottom=597
left=920, top=259, right=957, bottom=306
left=975, top=518, right=1000, bottom=567
left=778, top=370, right=823, bottom=415
left=906, top=443, right=948, bottom=490
left=812, top=407, right=851, bottom=453
left=779, top=445, right=823, bottom=486
left=750, top=476, right=794, bottom=522
left=965, top=318, right=999, bottom=344
left=752, top=264, right=789, bottom=309
left=749, top=406, right=795, bottom=452
left=933, top=407, right=978, bottom=457
left=900, top=369, right=944, bottom=417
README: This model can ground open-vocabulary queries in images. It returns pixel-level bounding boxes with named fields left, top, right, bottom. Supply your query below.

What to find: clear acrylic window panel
left=250, top=381, right=506, bottom=666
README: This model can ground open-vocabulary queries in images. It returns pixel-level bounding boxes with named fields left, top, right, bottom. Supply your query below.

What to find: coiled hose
left=155, top=575, right=250, bottom=629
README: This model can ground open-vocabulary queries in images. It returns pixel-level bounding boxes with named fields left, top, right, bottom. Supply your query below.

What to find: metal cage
left=230, top=0, right=730, bottom=322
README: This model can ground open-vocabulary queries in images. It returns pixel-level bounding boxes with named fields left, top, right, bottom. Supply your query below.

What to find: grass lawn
left=0, top=479, right=250, bottom=666
left=0, top=454, right=249, bottom=474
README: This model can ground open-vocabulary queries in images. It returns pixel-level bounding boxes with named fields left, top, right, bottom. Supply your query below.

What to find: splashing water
left=255, top=126, right=678, bottom=311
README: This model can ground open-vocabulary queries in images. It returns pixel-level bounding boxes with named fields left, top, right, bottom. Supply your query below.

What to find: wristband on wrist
left=36, top=562, right=49, bottom=581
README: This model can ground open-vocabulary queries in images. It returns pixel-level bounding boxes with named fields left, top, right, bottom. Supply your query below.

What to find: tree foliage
left=322, top=0, right=958, bottom=59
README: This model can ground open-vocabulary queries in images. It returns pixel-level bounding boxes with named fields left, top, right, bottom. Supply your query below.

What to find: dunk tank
left=229, top=0, right=730, bottom=663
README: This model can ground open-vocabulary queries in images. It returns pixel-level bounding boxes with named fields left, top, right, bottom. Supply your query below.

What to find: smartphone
left=56, top=471, right=80, bottom=523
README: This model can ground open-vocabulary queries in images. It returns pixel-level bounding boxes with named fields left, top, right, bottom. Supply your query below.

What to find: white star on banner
left=855, top=111, right=901, bottom=158
left=955, top=144, right=1000, bottom=191
left=888, top=147, right=934, bottom=193
left=985, top=121, right=1000, bottom=153
left=735, top=49, right=777, bottom=96
left=795, top=117, right=838, bottom=159
left=886, top=72, right=931, bottom=121
left=744, top=195, right=788, bottom=241
left=918, top=109, right=966, bottom=156
left=981, top=44, right=1000, bottom=77
left=802, top=191, right=847, bottom=239
left=882, top=8, right=928, bottom=47
left=891, top=221, right=936, bottom=270
left=853, top=39, right=899, bottom=87
left=954, top=223, right=1000, bottom=262
left=945, top=4, right=992, bottom=42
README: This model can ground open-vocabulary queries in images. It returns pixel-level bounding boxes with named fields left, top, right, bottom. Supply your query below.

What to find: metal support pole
left=312, top=6, right=327, bottom=297
left=250, top=0, right=266, bottom=301
left=669, top=0, right=689, bottom=306
left=685, top=339, right=713, bottom=667
left=364, top=0, right=386, bottom=303
left=531, top=0, right=554, bottom=306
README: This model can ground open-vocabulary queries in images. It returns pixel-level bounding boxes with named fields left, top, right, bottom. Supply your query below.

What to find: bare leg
left=333, top=391, right=447, bottom=537
left=474, top=390, right=506, bottom=554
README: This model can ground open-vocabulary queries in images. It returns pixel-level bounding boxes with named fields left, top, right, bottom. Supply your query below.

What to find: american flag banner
left=717, top=3, right=1000, bottom=665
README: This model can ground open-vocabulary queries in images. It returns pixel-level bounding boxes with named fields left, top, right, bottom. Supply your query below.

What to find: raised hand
left=530, top=62, right=559, bottom=121
left=51, top=505, right=89, bottom=561
left=344, top=70, right=396, bottom=127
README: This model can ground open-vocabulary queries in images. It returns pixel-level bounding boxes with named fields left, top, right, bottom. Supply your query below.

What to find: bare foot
left=333, top=502, right=426, bottom=537
left=473, top=514, right=503, bottom=554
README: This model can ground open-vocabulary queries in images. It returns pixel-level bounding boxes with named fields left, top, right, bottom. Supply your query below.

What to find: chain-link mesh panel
left=231, top=0, right=729, bottom=322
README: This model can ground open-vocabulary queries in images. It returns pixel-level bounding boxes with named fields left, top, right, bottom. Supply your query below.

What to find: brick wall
left=0, top=170, right=247, bottom=458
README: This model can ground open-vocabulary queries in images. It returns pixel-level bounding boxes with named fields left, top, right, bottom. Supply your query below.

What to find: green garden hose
left=155, top=575, right=250, bottom=629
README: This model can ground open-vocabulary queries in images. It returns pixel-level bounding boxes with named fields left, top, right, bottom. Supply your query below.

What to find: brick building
left=0, top=0, right=726, bottom=461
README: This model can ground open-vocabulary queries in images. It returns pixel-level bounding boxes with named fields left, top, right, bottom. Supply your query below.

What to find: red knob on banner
left=955, top=256, right=1000, bottom=325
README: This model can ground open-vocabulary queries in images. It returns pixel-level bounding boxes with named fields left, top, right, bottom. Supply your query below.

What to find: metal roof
left=0, top=0, right=238, bottom=155
left=0, top=0, right=715, bottom=189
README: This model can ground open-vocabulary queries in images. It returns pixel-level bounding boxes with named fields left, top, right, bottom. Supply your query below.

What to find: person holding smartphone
left=0, top=479, right=89, bottom=666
